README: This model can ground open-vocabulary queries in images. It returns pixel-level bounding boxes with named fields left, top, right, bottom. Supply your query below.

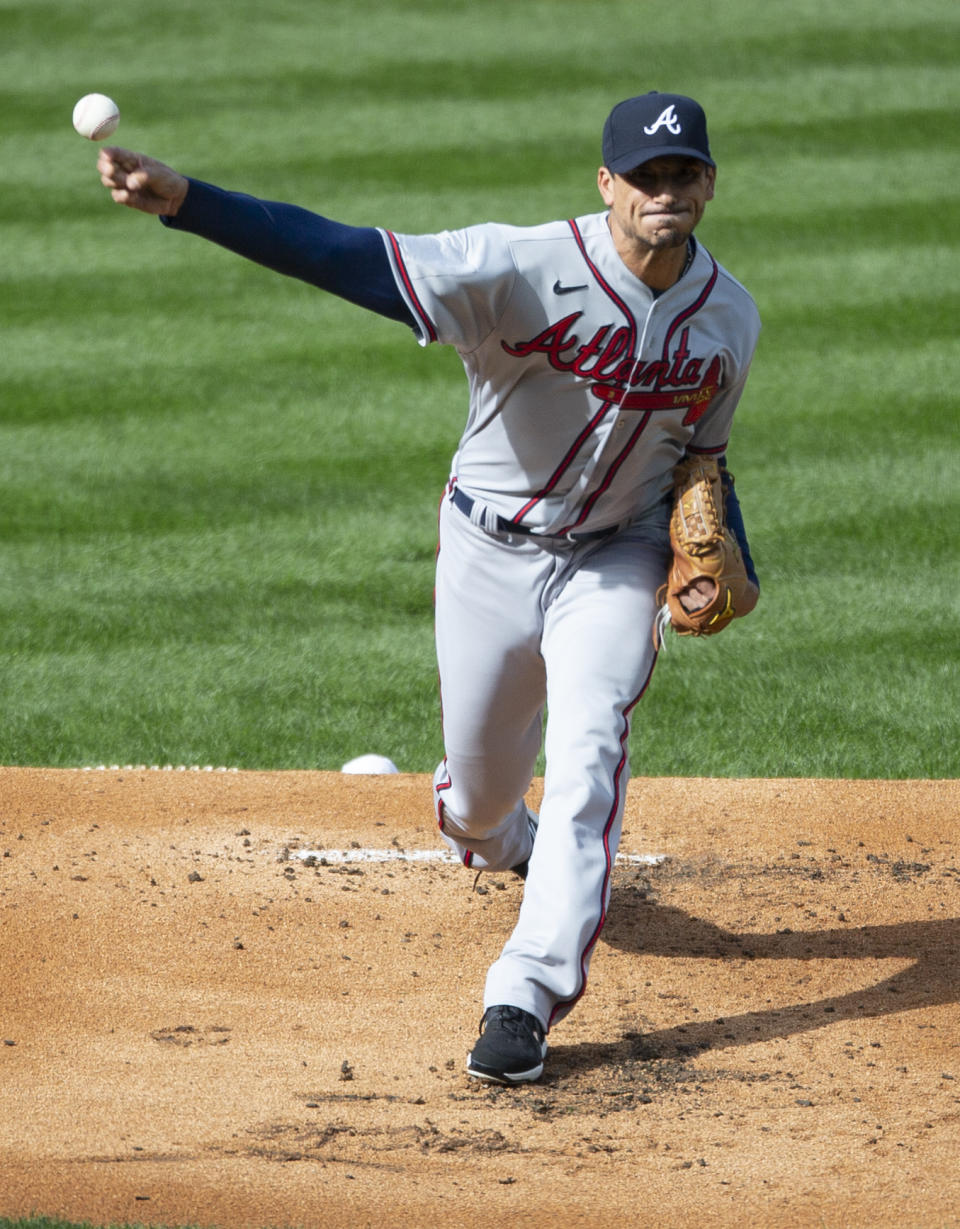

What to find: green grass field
left=0, top=1222, right=189, bottom=1229
left=1, top=0, right=958, bottom=779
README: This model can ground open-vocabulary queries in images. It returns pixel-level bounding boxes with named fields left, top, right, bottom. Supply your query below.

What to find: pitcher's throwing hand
left=98, top=147, right=189, bottom=216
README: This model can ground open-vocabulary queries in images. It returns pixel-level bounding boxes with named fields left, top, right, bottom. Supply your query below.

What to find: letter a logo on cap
left=644, top=104, right=682, bottom=136
left=602, top=93, right=715, bottom=172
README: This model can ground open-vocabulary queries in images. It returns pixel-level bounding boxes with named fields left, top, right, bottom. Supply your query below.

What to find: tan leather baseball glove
left=655, top=455, right=759, bottom=643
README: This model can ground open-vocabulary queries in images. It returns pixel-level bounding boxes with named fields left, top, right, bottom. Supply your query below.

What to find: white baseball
left=72, top=93, right=120, bottom=141
left=341, top=754, right=400, bottom=774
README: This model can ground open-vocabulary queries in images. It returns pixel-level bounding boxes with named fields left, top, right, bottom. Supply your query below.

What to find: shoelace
left=484, top=1006, right=542, bottom=1040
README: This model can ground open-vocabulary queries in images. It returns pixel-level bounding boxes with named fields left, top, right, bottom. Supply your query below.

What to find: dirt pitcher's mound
left=1, top=769, right=959, bottom=1229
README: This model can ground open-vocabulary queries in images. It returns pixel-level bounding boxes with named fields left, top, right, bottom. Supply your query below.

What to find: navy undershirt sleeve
left=160, top=178, right=415, bottom=328
left=160, top=181, right=759, bottom=583
left=718, top=457, right=759, bottom=588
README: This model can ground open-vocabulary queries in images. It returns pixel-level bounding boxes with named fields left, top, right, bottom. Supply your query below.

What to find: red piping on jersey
left=385, top=231, right=438, bottom=343
left=548, top=653, right=658, bottom=1028
left=557, top=412, right=652, bottom=532
left=659, top=254, right=719, bottom=363
left=511, top=220, right=642, bottom=526
left=512, top=404, right=611, bottom=522
left=555, top=244, right=721, bottom=532
left=568, top=219, right=640, bottom=351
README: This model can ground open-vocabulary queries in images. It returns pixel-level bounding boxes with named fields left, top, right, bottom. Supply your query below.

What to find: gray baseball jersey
left=382, top=212, right=759, bottom=534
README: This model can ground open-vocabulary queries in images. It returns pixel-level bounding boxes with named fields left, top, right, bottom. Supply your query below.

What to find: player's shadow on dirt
left=553, top=895, right=960, bottom=1073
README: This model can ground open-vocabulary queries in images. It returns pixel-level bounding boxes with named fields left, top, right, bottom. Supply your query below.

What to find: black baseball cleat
left=466, top=1005, right=548, bottom=1084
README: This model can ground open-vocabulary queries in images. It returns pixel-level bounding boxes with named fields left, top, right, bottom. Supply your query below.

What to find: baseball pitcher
left=96, top=91, right=761, bottom=1084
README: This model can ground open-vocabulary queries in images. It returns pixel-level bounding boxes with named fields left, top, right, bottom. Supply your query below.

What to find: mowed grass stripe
left=1, top=0, right=957, bottom=774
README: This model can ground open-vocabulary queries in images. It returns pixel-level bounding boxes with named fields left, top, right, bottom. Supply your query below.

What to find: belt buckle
left=565, top=523, right=614, bottom=544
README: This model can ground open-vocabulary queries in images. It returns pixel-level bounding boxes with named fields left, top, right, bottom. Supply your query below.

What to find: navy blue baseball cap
left=602, top=92, right=714, bottom=173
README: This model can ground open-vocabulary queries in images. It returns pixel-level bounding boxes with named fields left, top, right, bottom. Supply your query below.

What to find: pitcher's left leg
left=482, top=533, right=668, bottom=1029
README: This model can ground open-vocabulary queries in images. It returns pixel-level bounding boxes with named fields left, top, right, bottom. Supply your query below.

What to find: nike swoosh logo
left=553, top=280, right=588, bottom=295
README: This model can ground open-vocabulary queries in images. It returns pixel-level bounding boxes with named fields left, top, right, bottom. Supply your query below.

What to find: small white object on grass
left=72, top=93, right=120, bottom=140
left=340, top=754, right=399, bottom=774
